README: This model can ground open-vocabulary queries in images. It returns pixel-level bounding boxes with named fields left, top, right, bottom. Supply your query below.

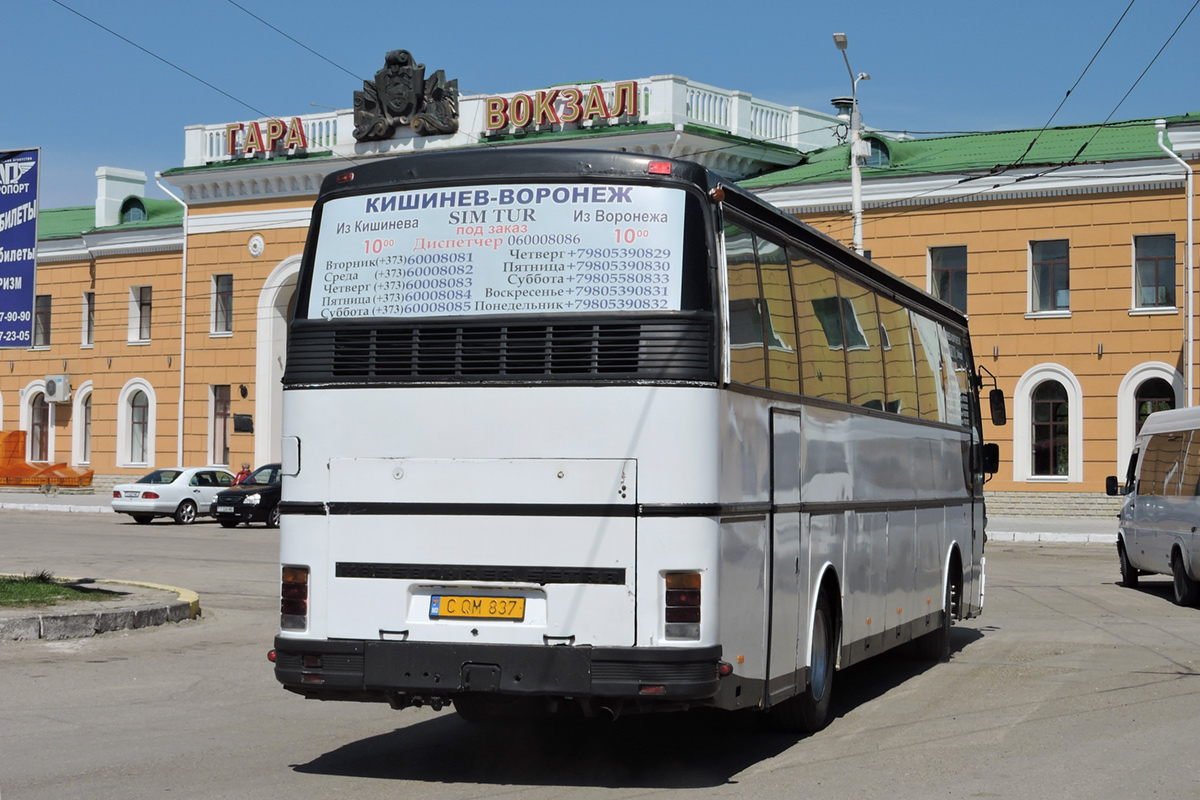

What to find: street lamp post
left=833, top=33, right=870, bottom=256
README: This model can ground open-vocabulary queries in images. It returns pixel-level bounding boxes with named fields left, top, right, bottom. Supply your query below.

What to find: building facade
left=5, top=67, right=842, bottom=487
left=7, top=53, right=1198, bottom=511
left=747, top=116, right=1200, bottom=511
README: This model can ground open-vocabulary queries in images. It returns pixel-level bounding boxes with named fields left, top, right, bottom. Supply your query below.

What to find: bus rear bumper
left=273, top=636, right=722, bottom=703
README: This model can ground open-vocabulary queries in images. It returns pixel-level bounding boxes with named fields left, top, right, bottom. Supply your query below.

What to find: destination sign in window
left=307, top=183, right=686, bottom=320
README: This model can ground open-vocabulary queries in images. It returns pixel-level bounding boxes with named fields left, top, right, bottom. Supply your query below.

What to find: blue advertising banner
left=0, top=149, right=39, bottom=348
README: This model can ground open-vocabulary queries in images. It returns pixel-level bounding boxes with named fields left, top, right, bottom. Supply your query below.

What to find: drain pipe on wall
left=156, top=173, right=189, bottom=464
left=1157, top=120, right=1196, bottom=407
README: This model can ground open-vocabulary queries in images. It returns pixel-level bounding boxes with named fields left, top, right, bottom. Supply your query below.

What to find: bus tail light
left=647, top=161, right=672, bottom=175
left=280, top=566, right=309, bottom=630
left=665, top=572, right=701, bottom=639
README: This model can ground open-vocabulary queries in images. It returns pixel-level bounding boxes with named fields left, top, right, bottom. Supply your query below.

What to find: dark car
left=211, top=463, right=282, bottom=528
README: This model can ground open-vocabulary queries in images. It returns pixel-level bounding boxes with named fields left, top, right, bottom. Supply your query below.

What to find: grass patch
left=0, top=571, right=120, bottom=608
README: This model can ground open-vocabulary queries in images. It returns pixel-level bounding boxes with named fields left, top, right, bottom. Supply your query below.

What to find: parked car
left=211, top=463, right=282, bottom=528
left=1107, top=406, right=1200, bottom=606
left=112, top=467, right=236, bottom=525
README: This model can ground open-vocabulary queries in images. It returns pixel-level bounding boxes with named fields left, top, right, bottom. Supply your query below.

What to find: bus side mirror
left=1105, top=475, right=1120, bottom=496
left=982, top=443, right=1000, bottom=475
left=989, top=388, right=1007, bottom=426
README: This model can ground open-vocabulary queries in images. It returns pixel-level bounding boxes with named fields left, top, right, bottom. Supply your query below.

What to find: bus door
left=768, top=410, right=803, bottom=703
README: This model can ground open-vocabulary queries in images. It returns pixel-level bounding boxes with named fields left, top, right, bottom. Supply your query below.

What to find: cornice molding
left=37, top=229, right=183, bottom=263
left=187, top=206, right=313, bottom=234
left=753, top=160, right=1189, bottom=214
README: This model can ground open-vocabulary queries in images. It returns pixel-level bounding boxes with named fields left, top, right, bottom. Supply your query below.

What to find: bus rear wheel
left=768, top=591, right=835, bottom=734
left=914, top=579, right=956, bottom=662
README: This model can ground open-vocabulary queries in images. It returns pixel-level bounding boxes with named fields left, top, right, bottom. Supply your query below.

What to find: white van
left=1107, top=406, right=1200, bottom=606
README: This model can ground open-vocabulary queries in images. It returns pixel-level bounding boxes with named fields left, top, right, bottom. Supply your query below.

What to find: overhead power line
left=47, top=0, right=272, bottom=120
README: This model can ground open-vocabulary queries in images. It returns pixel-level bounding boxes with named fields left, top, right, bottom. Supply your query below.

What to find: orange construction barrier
left=0, top=430, right=94, bottom=487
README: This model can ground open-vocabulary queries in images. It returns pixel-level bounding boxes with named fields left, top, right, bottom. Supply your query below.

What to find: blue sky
left=4, top=0, right=1198, bottom=209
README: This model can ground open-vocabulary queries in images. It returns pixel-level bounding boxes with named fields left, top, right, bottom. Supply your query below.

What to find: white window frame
left=81, top=291, right=95, bottom=348
left=211, top=274, right=234, bottom=336
left=1026, top=239, right=1072, bottom=318
left=19, top=379, right=54, bottom=463
left=927, top=245, right=968, bottom=315
left=116, top=378, right=156, bottom=468
left=208, top=384, right=232, bottom=466
left=1012, top=364, right=1084, bottom=483
left=1130, top=234, right=1178, bottom=315
left=71, top=381, right=94, bottom=467
left=1116, top=363, right=1185, bottom=473
left=127, top=285, right=152, bottom=343
left=32, top=294, right=51, bottom=349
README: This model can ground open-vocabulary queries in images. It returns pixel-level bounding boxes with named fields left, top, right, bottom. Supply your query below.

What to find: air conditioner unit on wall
left=45, top=374, right=71, bottom=403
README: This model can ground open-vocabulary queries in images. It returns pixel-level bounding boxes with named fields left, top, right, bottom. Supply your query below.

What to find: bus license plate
left=430, top=595, right=525, bottom=621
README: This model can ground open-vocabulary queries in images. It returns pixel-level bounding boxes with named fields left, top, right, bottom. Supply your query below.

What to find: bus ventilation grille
left=285, top=316, right=714, bottom=384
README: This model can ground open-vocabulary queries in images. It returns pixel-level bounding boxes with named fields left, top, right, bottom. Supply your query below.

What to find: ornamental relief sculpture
left=353, top=50, right=460, bottom=142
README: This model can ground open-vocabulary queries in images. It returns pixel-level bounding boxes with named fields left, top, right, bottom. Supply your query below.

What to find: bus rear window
left=304, top=183, right=689, bottom=321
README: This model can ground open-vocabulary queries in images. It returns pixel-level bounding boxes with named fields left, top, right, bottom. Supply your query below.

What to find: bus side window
left=840, top=278, right=885, bottom=410
left=724, top=223, right=767, bottom=388
left=757, top=236, right=799, bottom=394
left=791, top=250, right=847, bottom=403
left=875, top=296, right=920, bottom=417
left=910, top=312, right=944, bottom=422
left=941, top=328, right=970, bottom=428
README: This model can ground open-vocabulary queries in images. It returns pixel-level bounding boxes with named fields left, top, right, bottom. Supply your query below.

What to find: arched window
left=81, top=393, right=92, bottom=464
left=121, top=197, right=147, bottom=224
left=1031, top=381, right=1069, bottom=476
left=863, top=138, right=890, bottom=168
left=30, top=392, right=49, bottom=462
left=1135, top=377, right=1175, bottom=435
left=130, top=390, right=149, bottom=463
left=117, top=379, right=156, bottom=468
left=1014, top=364, right=1084, bottom=483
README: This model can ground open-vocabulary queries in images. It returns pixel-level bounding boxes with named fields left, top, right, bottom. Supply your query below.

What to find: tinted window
left=876, top=296, right=919, bottom=417
left=138, top=469, right=181, bottom=485
left=725, top=223, right=766, bottom=387
left=247, top=465, right=282, bottom=486
left=841, top=279, right=885, bottom=410
left=909, top=313, right=943, bottom=422
left=758, top=236, right=799, bottom=393
left=791, top=251, right=847, bottom=403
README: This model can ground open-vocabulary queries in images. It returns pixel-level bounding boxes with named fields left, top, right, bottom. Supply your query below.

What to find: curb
left=987, top=531, right=1117, bottom=545
left=0, top=501, right=113, bottom=513
left=0, top=577, right=201, bottom=642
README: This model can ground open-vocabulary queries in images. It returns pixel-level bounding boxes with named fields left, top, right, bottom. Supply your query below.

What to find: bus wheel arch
left=947, top=546, right=964, bottom=621
left=915, top=547, right=961, bottom=662
left=767, top=568, right=840, bottom=734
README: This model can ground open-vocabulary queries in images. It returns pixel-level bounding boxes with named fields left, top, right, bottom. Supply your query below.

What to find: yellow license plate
left=429, top=595, right=525, bottom=621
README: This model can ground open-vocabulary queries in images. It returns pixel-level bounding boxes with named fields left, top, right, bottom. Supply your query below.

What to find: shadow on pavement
left=293, top=627, right=987, bottom=788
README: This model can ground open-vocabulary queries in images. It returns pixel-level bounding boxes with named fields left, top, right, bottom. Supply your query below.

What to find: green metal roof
left=37, top=197, right=183, bottom=241
left=37, top=206, right=95, bottom=240
left=741, top=112, right=1200, bottom=190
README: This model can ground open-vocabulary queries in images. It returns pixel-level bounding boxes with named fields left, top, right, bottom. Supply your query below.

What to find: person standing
left=234, top=461, right=252, bottom=484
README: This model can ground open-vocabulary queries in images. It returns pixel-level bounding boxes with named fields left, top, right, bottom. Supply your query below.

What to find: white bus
left=271, top=149, right=1003, bottom=731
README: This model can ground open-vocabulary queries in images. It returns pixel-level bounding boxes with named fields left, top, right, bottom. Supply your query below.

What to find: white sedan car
left=111, top=467, right=237, bottom=524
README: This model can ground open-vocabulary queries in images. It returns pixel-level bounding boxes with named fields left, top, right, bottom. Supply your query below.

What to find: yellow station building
left=6, top=57, right=1199, bottom=513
